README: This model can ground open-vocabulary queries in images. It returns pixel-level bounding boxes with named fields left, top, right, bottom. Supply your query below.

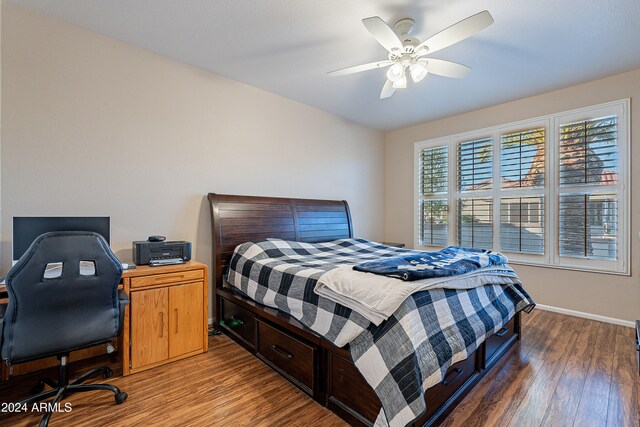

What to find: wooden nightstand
left=121, top=261, right=209, bottom=375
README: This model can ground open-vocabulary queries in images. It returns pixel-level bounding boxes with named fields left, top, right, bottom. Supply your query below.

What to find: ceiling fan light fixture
left=410, top=61, right=428, bottom=83
left=332, top=11, right=493, bottom=99
left=392, top=74, right=407, bottom=89
left=386, top=62, right=405, bottom=82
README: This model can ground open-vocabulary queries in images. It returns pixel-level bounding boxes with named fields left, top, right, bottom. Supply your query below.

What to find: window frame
left=413, top=99, right=630, bottom=275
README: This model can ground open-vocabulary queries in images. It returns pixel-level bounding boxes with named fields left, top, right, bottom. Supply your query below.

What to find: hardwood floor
left=0, top=310, right=638, bottom=426
left=441, top=310, right=639, bottom=427
left=0, top=335, right=346, bottom=427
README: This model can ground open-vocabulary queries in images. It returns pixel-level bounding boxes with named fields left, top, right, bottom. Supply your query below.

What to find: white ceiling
left=9, top=0, right=640, bottom=131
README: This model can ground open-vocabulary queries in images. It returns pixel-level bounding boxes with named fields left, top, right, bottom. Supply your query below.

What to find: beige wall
left=4, top=3, right=637, bottom=323
left=0, top=4, right=385, bottom=315
left=386, top=68, right=640, bottom=322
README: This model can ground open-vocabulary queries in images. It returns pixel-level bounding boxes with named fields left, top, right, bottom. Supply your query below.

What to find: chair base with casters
left=16, top=352, right=128, bottom=427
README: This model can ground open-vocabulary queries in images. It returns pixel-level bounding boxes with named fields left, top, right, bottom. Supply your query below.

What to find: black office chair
left=0, top=231, right=129, bottom=426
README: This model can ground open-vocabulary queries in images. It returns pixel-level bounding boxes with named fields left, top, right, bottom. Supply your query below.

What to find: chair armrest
left=118, top=289, right=130, bottom=307
left=0, top=304, right=6, bottom=355
left=117, top=290, right=130, bottom=335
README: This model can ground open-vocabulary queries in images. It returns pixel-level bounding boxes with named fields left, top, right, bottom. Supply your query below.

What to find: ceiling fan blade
left=416, top=10, right=493, bottom=55
left=424, top=59, right=471, bottom=78
left=362, top=16, right=404, bottom=52
left=380, top=79, right=396, bottom=99
left=327, top=60, right=392, bottom=77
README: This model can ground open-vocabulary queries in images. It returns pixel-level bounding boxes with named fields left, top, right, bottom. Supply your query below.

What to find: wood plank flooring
left=441, top=310, right=639, bottom=427
left=0, top=310, right=638, bottom=426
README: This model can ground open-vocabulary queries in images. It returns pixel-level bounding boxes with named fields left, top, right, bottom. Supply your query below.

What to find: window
left=499, top=127, right=546, bottom=256
left=457, top=137, right=493, bottom=191
left=558, top=116, right=619, bottom=262
left=500, top=196, right=544, bottom=255
left=417, top=146, right=448, bottom=246
left=457, top=197, right=493, bottom=248
left=418, top=199, right=448, bottom=246
left=414, top=99, right=629, bottom=274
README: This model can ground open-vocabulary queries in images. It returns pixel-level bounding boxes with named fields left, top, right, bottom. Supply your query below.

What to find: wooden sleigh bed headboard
left=207, top=193, right=353, bottom=290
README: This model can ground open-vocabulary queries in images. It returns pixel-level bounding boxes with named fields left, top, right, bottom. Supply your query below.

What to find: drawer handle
left=442, top=368, right=464, bottom=386
left=271, top=344, right=293, bottom=360
left=495, top=327, right=510, bottom=337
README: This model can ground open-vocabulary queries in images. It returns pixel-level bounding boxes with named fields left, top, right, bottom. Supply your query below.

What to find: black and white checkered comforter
left=227, top=238, right=535, bottom=427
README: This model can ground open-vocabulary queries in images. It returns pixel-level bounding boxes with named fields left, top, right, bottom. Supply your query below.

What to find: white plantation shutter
left=457, top=138, right=493, bottom=191
left=498, top=128, right=546, bottom=255
left=457, top=198, right=492, bottom=249
left=457, top=137, right=493, bottom=249
left=501, top=128, right=545, bottom=189
left=417, top=146, right=449, bottom=246
left=559, top=193, right=618, bottom=260
left=418, top=199, right=448, bottom=246
left=500, top=196, right=544, bottom=254
left=559, top=116, right=617, bottom=186
left=414, top=100, right=628, bottom=274
left=419, top=146, right=448, bottom=195
left=557, top=115, right=620, bottom=262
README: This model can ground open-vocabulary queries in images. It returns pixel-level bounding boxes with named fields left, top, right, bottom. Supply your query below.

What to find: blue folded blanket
left=353, top=246, right=508, bottom=281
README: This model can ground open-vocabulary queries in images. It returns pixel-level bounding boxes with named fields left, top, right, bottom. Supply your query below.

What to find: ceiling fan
left=328, top=11, right=494, bottom=99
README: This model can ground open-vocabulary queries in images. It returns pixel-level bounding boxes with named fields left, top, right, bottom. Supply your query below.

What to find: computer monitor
left=12, top=217, right=111, bottom=264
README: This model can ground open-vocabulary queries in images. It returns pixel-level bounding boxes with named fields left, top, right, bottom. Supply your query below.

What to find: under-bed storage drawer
left=484, top=316, right=517, bottom=368
left=220, top=297, right=257, bottom=350
left=414, top=350, right=479, bottom=426
left=257, top=320, right=317, bottom=396
left=326, top=352, right=381, bottom=425
left=326, top=347, right=480, bottom=427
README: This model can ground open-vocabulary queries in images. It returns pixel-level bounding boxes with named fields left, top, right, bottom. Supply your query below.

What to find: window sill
left=507, top=259, right=630, bottom=276
left=414, top=244, right=629, bottom=276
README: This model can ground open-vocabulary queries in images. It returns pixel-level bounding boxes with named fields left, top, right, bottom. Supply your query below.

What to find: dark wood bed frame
left=208, top=193, right=521, bottom=426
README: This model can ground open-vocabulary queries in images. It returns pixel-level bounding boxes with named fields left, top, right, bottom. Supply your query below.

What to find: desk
left=0, top=262, right=202, bottom=294
left=0, top=282, right=122, bottom=304
left=1, top=261, right=208, bottom=379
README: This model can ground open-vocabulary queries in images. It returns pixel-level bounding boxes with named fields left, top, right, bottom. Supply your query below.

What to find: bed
left=208, top=193, right=534, bottom=426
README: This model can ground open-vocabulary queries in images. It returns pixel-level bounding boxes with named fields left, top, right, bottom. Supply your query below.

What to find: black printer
left=133, top=236, right=192, bottom=266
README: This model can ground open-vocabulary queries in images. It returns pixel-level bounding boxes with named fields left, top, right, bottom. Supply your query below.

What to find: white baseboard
left=208, top=317, right=214, bottom=326
left=536, top=304, right=635, bottom=328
